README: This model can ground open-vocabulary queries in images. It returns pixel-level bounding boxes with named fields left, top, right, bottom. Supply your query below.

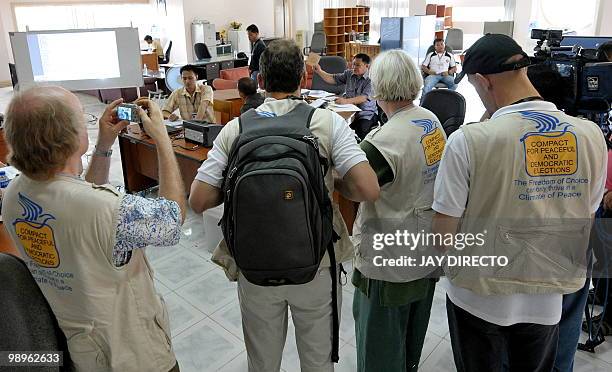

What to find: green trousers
left=352, top=271, right=436, bottom=372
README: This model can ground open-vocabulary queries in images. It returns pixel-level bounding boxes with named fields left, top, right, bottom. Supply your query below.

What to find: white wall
left=181, top=0, right=276, bottom=61
left=0, top=16, right=10, bottom=84
left=595, top=0, right=612, bottom=36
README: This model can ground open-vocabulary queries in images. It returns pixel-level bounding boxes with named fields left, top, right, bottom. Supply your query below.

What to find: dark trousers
left=353, top=279, right=435, bottom=372
left=446, top=296, right=559, bottom=372
left=351, top=115, right=379, bottom=140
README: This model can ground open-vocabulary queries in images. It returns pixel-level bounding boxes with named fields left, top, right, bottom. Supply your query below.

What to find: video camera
left=529, top=29, right=611, bottom=132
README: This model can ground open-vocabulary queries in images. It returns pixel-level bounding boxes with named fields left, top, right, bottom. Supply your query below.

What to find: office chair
left=420, top=89, right=466, bottom=137
left=0, top=253, right=69, bottom=371
left=159, top=40, right=172, bottom=64
left=304, top=22, right=327, bottom=55
left=423, top=44, right=457, bottom=89
left=311, top=56, right=347, bottom=95
left=445, top=28, right=464, bottom=55
left=194, top=43, right=212, bottom=60
left=234, top=52, right=249, bottom=68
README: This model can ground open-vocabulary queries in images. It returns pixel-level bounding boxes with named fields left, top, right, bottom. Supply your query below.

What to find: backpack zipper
left=303, top=135, right=320, bottom=151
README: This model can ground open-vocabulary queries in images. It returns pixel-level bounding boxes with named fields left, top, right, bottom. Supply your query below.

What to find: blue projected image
left=27, top=34, right=44, bottom=77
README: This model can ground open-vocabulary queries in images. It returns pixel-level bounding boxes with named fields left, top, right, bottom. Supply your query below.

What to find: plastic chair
left=304, top=23, right=327, bottom=55
left=445, top=28, right=464, bottom=55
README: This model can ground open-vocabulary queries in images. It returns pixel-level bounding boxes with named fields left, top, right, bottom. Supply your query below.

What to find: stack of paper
left=328, top=103, right=361, bottom=112
left=302, top=90, right=335, bottom=99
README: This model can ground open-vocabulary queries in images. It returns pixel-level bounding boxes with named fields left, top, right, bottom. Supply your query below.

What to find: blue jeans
left=554, top=279, right=590, bottom=372
left=423, top=74, right=457, bottom=96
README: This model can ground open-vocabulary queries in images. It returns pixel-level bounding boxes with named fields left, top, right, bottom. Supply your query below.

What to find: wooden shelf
left=323, top=6, right=370, bottom=58
left=427, top=4, right=452, bottom=39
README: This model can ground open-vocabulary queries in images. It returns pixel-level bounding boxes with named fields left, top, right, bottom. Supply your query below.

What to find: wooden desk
left=118, top=124, right=358, bottom=232
left=119, top=125, right=209, bottom=194
left=141, top=52, right=159, bottom=71
left=213, top=89, right=243, bottom=124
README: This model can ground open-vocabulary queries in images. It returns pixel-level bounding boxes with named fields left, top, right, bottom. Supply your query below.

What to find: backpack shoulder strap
left=238, top=101, right=317, bottom=135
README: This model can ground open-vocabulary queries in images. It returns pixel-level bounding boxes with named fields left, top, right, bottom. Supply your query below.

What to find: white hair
left=369, top=50, right=423, bottom=102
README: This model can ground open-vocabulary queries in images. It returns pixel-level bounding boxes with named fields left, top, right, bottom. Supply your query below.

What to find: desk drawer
left=220, top=60, right=234, bottom=70
left=206, top=62, right=220, bottom=80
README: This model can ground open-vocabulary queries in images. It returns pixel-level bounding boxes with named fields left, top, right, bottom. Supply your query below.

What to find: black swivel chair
left=234, top=52, right=249, bottom=68
left=0, top=253, right=69, bottom=371
left=311, top=56, right=347, bottom=95
left=194, top=43, right=212, bottom=60
left=420, top=89, right=466, bottom=137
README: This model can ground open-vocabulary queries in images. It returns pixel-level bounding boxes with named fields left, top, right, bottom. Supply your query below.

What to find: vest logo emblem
left=13, top=193, right=59, bottom=268
left=520, top=111, right=577, bottom=177
left=284, top=191, right=294, bottom=200
left=412, top=119, right=446, bottom=166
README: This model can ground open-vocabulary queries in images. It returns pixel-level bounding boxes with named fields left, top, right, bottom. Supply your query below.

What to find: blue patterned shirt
left=113, top=194, right=182, bottom=267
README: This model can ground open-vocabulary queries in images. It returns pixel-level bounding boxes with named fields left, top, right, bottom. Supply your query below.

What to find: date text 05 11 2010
left=0, top=352, right=63, bottom=367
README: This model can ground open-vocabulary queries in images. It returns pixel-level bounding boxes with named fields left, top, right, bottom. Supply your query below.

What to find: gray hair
left=369, top=50, right=423, bottom=102
left=4, top=86, right=82, bottom=180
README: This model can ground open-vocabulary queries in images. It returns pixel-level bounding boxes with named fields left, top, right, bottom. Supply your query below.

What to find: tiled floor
left=2, top=85, right=612, bottom=371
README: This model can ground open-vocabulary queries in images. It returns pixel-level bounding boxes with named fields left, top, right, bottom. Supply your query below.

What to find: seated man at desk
left=421, top=38, right=457, bottom=95
left=313, top=53, right=378, bottom=139
left=144, top=35, right=164, bottom=62
left=163, top=64, right=215, bottom=123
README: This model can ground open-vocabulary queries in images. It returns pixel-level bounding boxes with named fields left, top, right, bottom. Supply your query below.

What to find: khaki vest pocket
left=67, top=329, right=109, bottom=371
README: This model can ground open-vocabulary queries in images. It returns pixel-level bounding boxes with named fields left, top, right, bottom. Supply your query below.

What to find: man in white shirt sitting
left=421, top=38, right=457, bottom=96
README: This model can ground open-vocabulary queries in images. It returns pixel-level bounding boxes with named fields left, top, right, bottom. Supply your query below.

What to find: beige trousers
left=237, top=267, right=342, bottom=372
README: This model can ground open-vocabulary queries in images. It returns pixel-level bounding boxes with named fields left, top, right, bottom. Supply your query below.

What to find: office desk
left=141, top=52, right=159, bottom=71
left=163, top=56, right=243, bottom=81
left=213, top=89, right=243, bottom=124
left=119, top=125, right=209, bottom=195
left=118, top=124, right=358, bottom=232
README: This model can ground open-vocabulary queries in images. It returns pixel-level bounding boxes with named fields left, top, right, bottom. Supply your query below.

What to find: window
left=14, top=3, right=158, bottom=43
left=530, top=0, right=598, bottom=35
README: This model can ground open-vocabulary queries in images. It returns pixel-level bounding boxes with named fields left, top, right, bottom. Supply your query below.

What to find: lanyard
left=511, top=96, right=543, bottom=105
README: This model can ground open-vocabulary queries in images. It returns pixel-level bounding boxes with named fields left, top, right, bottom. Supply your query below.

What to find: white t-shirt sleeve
left=432, top=130, right=470, bottom=217
left=449, top=54, right=456, bottom=68
left=194, top=122, right=235, bottom=188
left=422, top=52, right=432, bottom=67
left=330, top=112, right=368, bottom=178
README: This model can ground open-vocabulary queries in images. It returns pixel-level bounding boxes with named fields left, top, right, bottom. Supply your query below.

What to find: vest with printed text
left=447, top=109, right=606, bottom=296
left=354, top=106, right=447, bottom=282
left=1, top=175, right=176, bottom=372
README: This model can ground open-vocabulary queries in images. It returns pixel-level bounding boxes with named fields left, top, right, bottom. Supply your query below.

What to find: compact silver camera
left=117, top=103, right=141, bottom=123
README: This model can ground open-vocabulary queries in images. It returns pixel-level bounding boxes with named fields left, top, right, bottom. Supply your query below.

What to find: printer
left=183, top=120, right=223, bottom=147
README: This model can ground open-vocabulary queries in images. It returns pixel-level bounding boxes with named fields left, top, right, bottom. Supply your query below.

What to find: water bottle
left=143, top=64, right=148, bottom=75
left=0, top=171, right=10, bottom=215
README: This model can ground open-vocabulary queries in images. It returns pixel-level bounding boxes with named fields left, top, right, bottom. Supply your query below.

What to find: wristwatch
left=93, top=146, right=113, bottom=157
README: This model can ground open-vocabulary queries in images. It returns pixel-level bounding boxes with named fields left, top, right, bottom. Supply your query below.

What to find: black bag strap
left=327, top=234, right=340, bottom=363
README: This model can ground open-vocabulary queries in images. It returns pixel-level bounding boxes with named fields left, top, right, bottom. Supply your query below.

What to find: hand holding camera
left=97, top=98, right=132, bottom=151
left=133, top=98, right=169, bottom=144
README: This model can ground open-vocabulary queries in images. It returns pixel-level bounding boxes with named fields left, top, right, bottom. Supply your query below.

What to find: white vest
left=2, top=175, right=176, bottom=372
left=354, top=106, right=447, bottom=282
left=447, top=109, right=606, bottom=295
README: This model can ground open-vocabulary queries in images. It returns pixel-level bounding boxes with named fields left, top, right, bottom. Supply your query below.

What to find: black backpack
left=220, top=101, right=341, bottom=361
